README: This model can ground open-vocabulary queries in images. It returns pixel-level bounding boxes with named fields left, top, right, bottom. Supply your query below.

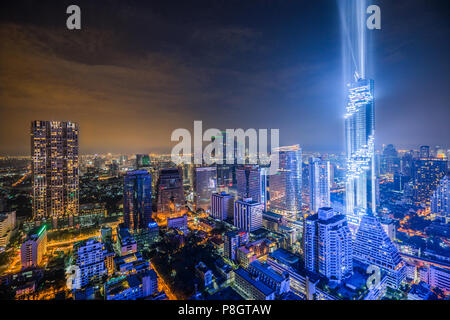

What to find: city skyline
left=0, top=0, right=449, bottom=155
left=0, top=0, right=449, bottom=304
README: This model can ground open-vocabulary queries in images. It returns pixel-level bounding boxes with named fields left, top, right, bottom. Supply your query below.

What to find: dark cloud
left=0, top=0, right=448, bottom=155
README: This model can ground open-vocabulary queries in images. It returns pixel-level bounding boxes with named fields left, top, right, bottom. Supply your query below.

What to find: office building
left=234, top=199, right=263, bottom=232
left=20, top=225, right=47, bottom=269
left=193, top=166, right=217, bottom=212
left=269, top=145, right=302, bottom=219
left=304, top=207, right=353, bottom=282
left=156, top=168, right=185, bottom=214
left=123, top=170, right=152, bottom=231
left=247, top=260, right=290, bottom=296
left=31, top=120, right=79, bottom=223
left=431, top=175, right=449, bottom=223
left=413, top=158, right=447, bottom=207
left=211, top=192, right=234, bottom=221
left=309, top=158, right=331, bottom=212
left=236, top=166, right=262, bottom=203
left=233, top=267, right=275, bottom=300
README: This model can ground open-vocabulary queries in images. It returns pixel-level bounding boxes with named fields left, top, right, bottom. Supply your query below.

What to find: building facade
left=309, top=158, right=331, bottom=212
left=124, top=170, right=152, bottom=231
left=31, top=121, right=79, bottom=223
left=234, top=199, right=263, bottom=232
left=269, top=145, right=302, bottom=219
left=304, top=207, right=353, bottom=282
left=193, top=166, right=217, bottom=212
left=156, top=168, right=185, bottom=214
left=211, top=192, right=234, bottom=221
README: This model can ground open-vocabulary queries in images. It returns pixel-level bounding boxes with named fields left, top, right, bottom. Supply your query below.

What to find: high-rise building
left=123, top=170, right=152, bottom=231
left=309, top=158, right=331, bottom=212
left=304, top=207, right=353, bottom=282
left=20, top=225, right=47, bottom=269
left=193, top=166, right=217, bottom=212
left=211, top=192, right=234, bottom=221
left=420, top=146, right=431, bottom=159
left=0, top=211, right=16, bottom=249
left=223, top=230, right=248, bottom=261
left=413, top=158, right=447, bottom=207
left=31, top=120, right=79, bottom=223
left=353, top=214, right=406, bottom=289
left=236, top=166, right=262, bottom=203
left=72, top=238, right=107, bottom=289
left=344, top=79, right=376, bottom=232
left=269, top=145, right=302, bottom=219
left=431, top=175, right=450, bottom=223
left=381, top=144, right=400, bottom=175
left=234, top=199, right=263, bottom=232
left=156, top=168, right=185, bottom=214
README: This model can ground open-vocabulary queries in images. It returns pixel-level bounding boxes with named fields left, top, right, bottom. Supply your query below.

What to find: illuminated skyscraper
left=236, top=166, right=262, bottom=203
left=156, top=168, right=185, bottom=214
left=31, top=121, right=79, bottom=223
left=309, top=158, right=331, bottom=212
left=211, top=192, right=234, bottom=221
left=344, top=78, right=376, bottom=232
left=412, top=158, right=447, bottom=207
left=269, top=145, right=302, bottom=219
left=304, top=207, right=353, bottom=282
left=234, top=198, right=263, bottom=232
left=123, top=170, right=152, bottom=231
left=193, top=166, right=217, bottom=212
left=430, top=175, right=449, bottom=223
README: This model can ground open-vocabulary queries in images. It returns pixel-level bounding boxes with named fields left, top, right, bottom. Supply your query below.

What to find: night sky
left=0, top=0, right=448, bottom=155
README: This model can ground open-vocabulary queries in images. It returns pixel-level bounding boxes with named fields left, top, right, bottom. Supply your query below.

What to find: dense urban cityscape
left=0, top=0, right=449, bottom=304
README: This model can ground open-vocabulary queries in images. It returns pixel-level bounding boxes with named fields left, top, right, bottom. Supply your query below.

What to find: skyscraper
left=309, top=158, right=331, bottom=212
left=431, top=175, right=449, bottom=223
left=236, top=165, right=262, bottom=202
left=234, top=198, right=263, bottom=232
left=211, top=192, right=234, bottom=221
left=420, top=146, right=431, bottom=159
left=304, top=207, right=353, bottom=282
left=123, top=170, right=152, bottom=231
left=193, top=166, right=217, bottom=212
left=381, top=144, right=400, bottom=175
left=353, top=214, right=406, bottom=289
left=412, top=157, right=447, bottom=207
left=269, top=145, right=302, bottom=219
left=156, top=168, right=185, bottom=214
left=344, top=78, right=376, bottom=232
left=31, top=120, right=79, bottom=224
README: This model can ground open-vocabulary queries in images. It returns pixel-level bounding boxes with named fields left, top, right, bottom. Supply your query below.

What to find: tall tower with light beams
left=340, top=0, right=376, bottom=232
